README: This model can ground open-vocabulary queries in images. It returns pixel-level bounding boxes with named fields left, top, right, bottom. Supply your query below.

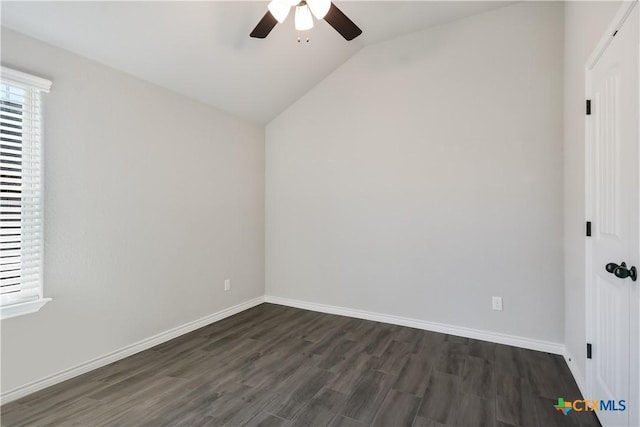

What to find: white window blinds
left=0, top=67, right=51, bottom=309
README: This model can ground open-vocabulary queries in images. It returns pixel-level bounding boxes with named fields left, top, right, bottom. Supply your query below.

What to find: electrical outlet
left=224, top=279, right=231, bottom=292
left=492, top=296, right=503, bottom=311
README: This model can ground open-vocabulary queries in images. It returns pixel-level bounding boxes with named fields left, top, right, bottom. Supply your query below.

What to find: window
left=1, top=67, right=52, bottom=320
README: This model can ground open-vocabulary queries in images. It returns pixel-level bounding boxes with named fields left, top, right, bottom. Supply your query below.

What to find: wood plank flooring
left=1, top=304, right=600, bottom=426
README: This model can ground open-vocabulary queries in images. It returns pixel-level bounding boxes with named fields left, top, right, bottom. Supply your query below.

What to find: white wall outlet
left=224, top=279, right=231, bottom=292
left=492, top=296, right=503, bottom=311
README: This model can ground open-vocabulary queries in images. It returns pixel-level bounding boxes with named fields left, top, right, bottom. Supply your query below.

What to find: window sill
left=1, top=298, right=52, bottom=320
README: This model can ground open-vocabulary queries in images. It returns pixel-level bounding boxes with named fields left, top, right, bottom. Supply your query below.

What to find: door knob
left=605, top=262, right=619, bottom=273
left=605, top=262, right=637, bottom=282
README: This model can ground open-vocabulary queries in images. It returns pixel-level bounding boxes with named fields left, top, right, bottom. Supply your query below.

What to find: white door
left=587, top=3, right=639, bottom=427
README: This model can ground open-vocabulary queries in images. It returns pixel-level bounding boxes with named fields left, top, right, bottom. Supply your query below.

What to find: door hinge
left=586, top=99, right=592, bottom=115
left=587, top=343, right=592, bottom=359
left=586, top=221, right=592, bottom=237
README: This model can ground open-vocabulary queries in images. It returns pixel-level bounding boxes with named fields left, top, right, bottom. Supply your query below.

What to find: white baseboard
left=264, top=295, right=565, bottom=355
left=563, top=349, right=587, bottom=397
left=0, top=296, right=265, bottom=405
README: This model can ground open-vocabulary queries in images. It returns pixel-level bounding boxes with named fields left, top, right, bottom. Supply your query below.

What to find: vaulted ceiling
left=1, top=1, right=511, bottom=124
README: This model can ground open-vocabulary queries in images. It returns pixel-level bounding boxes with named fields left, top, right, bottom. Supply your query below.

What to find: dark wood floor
left=2, top=303, right=599, bottom=427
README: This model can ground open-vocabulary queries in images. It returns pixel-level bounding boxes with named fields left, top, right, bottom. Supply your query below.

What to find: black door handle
left=605, top=262, right=637, bottom=282
left=605, top=262, right=619, bottom=273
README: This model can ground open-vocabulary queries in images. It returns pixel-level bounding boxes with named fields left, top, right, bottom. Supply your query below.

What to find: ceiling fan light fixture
left=268, top=0, right=291, bottom=23
left=295, top=4, right=314, bottom=31
left=307, top=0, right=330, bottom=20
left=250, top=0, right=361, bottom=41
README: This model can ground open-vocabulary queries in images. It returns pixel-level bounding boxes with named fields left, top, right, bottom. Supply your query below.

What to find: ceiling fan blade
left=250, top=11, right=278, bottom=38
left=323, top=3, right=362, bottom=41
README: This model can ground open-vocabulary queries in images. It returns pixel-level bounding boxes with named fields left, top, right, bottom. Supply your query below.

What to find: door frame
left=585, top=1, right=639, bottom=426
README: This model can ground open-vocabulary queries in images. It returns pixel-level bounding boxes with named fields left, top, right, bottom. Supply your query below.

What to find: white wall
left=266, top=2, right=564, bottom=343
left=563, top=1, right=622, bottom=384
left=0, top=29, right=265, bottom=393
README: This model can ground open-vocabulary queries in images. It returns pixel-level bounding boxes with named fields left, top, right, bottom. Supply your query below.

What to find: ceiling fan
left=250, top=0, right=362, bottom=41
